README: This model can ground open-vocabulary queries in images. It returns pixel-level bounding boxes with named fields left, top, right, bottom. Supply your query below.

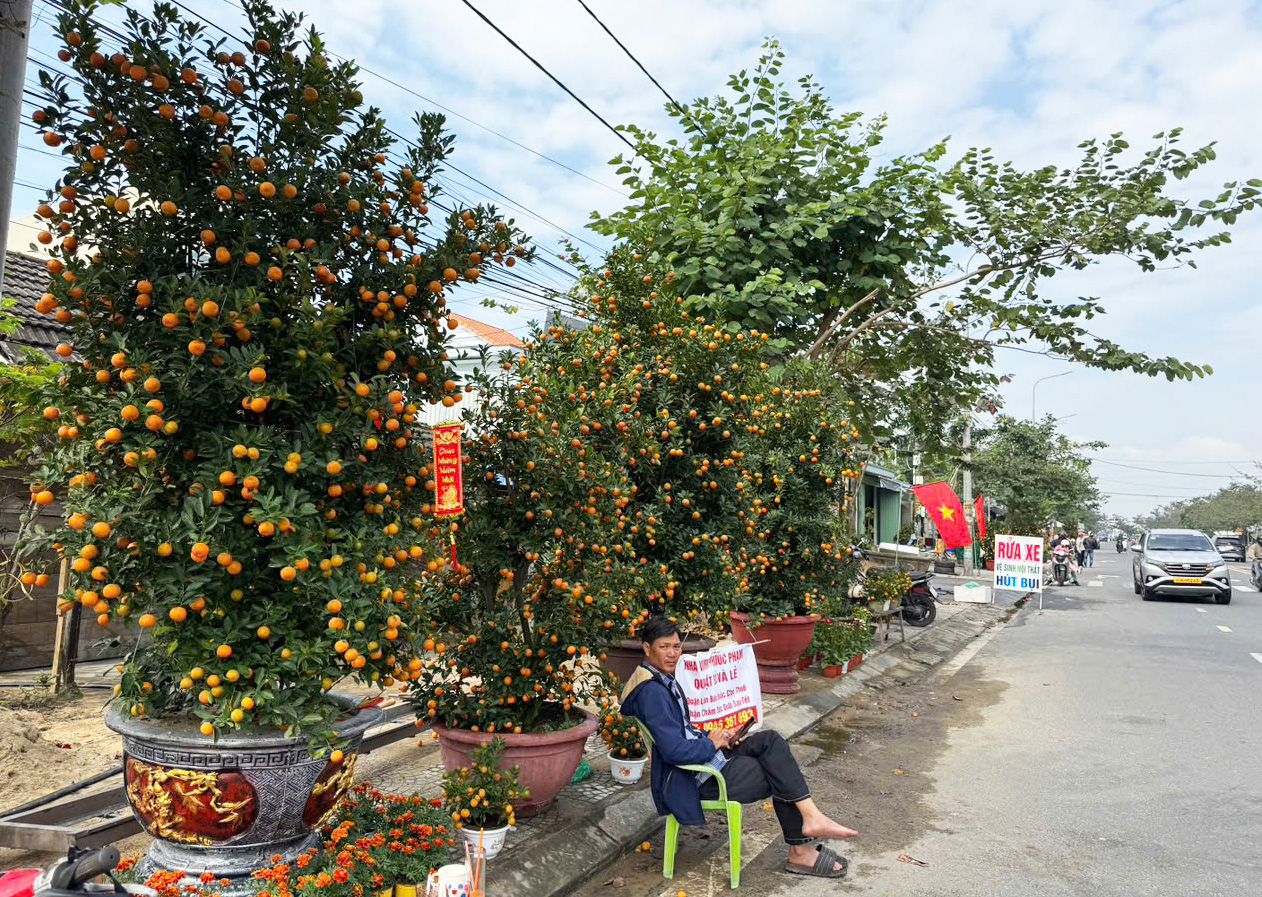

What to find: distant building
left=417, top=311, right=525, bottom=427
left=1, top=250, right=66, bottom=363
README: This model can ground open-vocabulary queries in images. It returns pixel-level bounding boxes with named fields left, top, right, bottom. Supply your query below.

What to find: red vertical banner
left=431, top=423, right=464, bottom=518
left=975, top=494, right=986, bottom=541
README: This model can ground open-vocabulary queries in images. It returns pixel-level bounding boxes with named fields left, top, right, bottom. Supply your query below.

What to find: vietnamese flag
left=975, top=494, right=987, bottom=541
left=912, top=481, right=972, bottom=549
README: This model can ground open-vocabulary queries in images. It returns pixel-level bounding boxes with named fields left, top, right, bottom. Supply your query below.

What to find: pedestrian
left=1083, top=534, right=1098, bottom=567
left=621, top=617, right=859, bottom=879
left=1075, top=532, right=1087, bottom=567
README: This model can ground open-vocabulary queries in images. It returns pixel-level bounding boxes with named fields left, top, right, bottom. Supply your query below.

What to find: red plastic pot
left=729, top=612, right=819, bottom=694
left=433, top=709, right=597, bottom=817
left=822, top=664, right=844, bottom=679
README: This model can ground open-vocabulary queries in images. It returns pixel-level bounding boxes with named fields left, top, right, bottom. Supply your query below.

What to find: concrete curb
left=486, top=603, right=1014, bottom=897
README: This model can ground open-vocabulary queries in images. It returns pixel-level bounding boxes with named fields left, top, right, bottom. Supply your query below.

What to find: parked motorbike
left=849, top=547, right=938, bottom=627
left=0, top=846, right=153, bottom=897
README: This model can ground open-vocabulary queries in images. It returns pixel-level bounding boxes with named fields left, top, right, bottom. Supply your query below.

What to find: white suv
left=1132, top=529, right=1231, bottom=604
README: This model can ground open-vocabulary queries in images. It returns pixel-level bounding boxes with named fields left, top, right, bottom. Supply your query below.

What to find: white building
left=417, top=312, right=524, bottom=427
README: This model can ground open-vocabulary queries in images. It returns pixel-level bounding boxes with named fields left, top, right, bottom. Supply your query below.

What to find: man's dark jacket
left=620, top=664, right=717, bottom=825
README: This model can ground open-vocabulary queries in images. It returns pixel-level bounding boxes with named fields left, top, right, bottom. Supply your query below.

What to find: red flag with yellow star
left=911, top=481, right=972, bottom=549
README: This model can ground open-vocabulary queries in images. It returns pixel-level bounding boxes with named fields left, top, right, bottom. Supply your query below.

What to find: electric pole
left=1, top=0, right=35, bottom=299
left=962, top=420, right=975, bottom=577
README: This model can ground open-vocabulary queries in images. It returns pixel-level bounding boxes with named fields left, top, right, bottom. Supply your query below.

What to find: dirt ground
left=577, top=660, right=1006, bottom=896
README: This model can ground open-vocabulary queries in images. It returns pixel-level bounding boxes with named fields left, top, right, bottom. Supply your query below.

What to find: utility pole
left=962, top=420, right=975, bottom=577
left=0, top=0, right=35, bottom=299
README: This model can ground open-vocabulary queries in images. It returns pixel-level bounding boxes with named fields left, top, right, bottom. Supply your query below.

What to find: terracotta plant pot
left=985, top=559, right=996, bottom=571
left=603, top=633, right=716, bottom=684
left=106, top=696, right=379, bottom=895
left=433, top=709, right=598, bottom=817
left=846, top=653, right=865, bottom=672
left=822, top=664, right=844, bottom=679
left=796, top=653, right=814, bottom=672
left=729, top=612, right=819, bottom=695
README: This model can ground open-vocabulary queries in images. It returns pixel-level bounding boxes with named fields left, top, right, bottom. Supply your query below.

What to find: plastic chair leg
left=663, top=814, right=681, bottom=880
left=727, top=803, right=742, bottom=889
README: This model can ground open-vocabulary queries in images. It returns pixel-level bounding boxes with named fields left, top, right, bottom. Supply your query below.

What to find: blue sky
left=11, top=0, right=1262, bottom=519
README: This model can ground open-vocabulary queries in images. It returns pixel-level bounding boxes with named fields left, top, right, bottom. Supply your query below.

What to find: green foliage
left=441, top=737, right=527, bottom=830
left=973, top=416, right=1103, bottom=533
left=593, top=40, right=1258, bottom=451
left=19, top=0, right=528, bottom=744
left=863, top=568, right=911, bottom=605
left=809, top=610, right=872, bottom=666
left=1141, top=482, right=1262, bottom=533
left=599, top=709, right=646, bottom=760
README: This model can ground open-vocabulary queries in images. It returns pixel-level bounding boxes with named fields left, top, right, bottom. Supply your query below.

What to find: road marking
left=1251, top=653, right=1262, bottom=664
left=1088, top=581, right=1102, bottom=587
left=1196, top=608, right=1207, bottom=614
left=1217, top=626, right=1232, bottom=633
left=1236, top=583, right=1255, bottom=592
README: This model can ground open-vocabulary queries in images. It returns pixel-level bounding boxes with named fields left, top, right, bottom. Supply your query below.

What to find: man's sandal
left=785, top=845, right=848, bottom=879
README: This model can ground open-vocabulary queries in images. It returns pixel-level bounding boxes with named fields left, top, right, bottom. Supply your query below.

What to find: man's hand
left=707, top=727, right=733, bottom=750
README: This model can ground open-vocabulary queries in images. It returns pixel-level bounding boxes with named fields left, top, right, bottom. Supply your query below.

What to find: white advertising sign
left=993, top=534, right=1044, bottom=594
left=676, top=643, right=763, bottom=733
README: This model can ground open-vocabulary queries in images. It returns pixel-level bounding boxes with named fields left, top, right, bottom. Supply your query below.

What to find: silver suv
left=1132, top=529, right=1231, bottom=604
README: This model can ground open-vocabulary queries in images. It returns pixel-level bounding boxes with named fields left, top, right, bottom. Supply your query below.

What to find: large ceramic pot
left=106, top=696, right=380, bottom=894
left=433, top=709, right=597, bottom=817
left=729, top=612, right=818, bottom=694
left=603, top=633, right=716, bottom=684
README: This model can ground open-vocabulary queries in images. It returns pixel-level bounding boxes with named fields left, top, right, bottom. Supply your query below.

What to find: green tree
left=1143, top=483, right=1262, bottom=533
left=21, top=0, right=528, bottom=742
left=592, top=41, right=1259, bottom=449
left=972, top=416, right=1103, bottom=534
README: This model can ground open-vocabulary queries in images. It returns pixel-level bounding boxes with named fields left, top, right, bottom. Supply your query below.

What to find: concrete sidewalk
left=454, top=600, right=1019, bottom=897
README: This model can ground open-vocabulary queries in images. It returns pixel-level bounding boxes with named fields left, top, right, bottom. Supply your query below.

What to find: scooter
left=1116, top=538, right=1126, bottom=553
left=900, top=571, right=939, bottom=628
left=1050, top=544, right=1073, bottom=585
left=0, top=846, right=154, bottom=897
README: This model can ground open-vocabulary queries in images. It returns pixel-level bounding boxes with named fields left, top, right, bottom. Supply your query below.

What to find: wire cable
left=1089, top=458, right=1248, bottom=479
left=572, top=0, right=704, bottom=135
left=456, top=0, right=634, bottom=151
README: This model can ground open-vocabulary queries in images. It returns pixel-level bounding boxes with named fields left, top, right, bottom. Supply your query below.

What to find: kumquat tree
left=19, top=0, right=530, bottom=744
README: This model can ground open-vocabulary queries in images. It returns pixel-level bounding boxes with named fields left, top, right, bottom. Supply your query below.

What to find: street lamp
left=1031, top=371, right=1072, bottom=420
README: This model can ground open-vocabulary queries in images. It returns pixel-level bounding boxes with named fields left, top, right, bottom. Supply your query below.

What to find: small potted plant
left=600, top=711, right=648, bottom=784
left=442, top=738, right=527, bottom=861
left=865, top=569, right=912, bottom=612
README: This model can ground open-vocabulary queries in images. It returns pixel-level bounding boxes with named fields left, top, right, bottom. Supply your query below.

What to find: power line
left=174, top=0, right=627, bottom=196
left=572, top=0, right=704, bottom=135
left=1092, top=456, right=1260, bottom=465
left=456, top=0, right=634, bottom=151
left=1089, top=458, right=1248, bottom=479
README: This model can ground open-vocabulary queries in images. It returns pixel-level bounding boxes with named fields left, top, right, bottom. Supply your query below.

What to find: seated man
left=620, top=616, right=858, bottom=879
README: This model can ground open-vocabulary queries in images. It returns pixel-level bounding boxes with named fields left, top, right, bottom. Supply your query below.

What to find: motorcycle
left=849, top=547, right=938, bottom=627
left=1050, top=544, right=1073, bottom=585
left=1116, top=538, right=1126, bottom=553
left=0, top=846, right=153, bottom=897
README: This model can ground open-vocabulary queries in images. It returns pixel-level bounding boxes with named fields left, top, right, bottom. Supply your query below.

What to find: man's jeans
left=1084, top=549, right=1094, bottom=567
left=698, top=730, right=812, bottom=844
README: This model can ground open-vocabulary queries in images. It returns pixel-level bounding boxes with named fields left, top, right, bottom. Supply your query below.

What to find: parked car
left=1211, top=532, right=1246, bottom=562
left=1132, top=529, right=1231, bottom=604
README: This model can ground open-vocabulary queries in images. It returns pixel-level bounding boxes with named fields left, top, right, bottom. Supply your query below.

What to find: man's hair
left=640, top=616, right=681, bottom=644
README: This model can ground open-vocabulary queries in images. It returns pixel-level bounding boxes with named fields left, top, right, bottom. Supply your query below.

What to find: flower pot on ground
left=822, top=664, right=844, bottom=679
left=729, top=612, right=819, bottom=694
left=108, top=698, right=378, bottom=892
left=846, top=653, right=865, bottom=672
left=442, top=738, right=525, bottom=858
left=603, top=632, right=716, bottom=684
left=600, top=711, right=648, bottom=784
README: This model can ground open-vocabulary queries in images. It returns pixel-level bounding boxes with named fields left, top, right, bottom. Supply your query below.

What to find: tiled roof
left=1, top=251, right=66, bottom=362
left=449, top=312, right=524, bottom=347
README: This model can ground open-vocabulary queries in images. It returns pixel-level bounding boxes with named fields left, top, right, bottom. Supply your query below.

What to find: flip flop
left=784, top=844, right=848, bottom=879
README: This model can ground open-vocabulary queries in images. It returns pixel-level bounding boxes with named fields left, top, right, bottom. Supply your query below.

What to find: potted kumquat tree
left=20, top=0, right=527, bottom=886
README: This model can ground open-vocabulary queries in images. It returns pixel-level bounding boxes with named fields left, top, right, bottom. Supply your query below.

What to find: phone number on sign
left=700, top=707, right=757, bottom=731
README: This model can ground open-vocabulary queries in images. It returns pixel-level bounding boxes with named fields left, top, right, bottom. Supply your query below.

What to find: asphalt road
left=583, top=549, right=1262, bottom=897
